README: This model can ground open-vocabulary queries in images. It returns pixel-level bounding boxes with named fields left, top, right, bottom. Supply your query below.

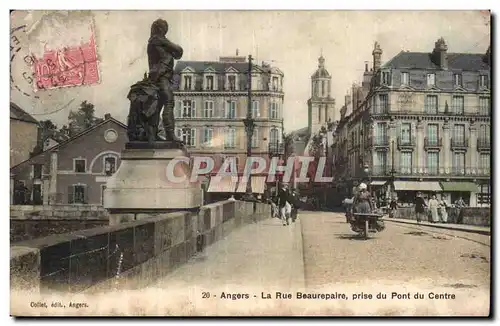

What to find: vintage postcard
left=9, top=9, right=491, bottom=317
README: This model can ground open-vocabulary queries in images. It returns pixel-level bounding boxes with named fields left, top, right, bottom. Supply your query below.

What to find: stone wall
left=391, top=206, right=490, bottom=226
left=10, top=200, right=271, bottom=294
left=10, top=205, right=109, bottom=243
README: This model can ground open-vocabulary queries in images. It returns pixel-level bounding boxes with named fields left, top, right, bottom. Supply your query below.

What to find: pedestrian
left=414, top=192, right=427, bottom=223
left=389, top=197, right=398, bottom=218
left=454, top=197, right=467, bottom=224
left=439, top=198, right=449, bottom=223
left=428, top=194, right=440, bottom=223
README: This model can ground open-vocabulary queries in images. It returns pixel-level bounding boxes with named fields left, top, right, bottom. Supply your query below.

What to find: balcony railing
left=367, top=136, right=390, bottom=147
left=372, top=105, right=390, bottom=114
left=451, top=137, right=469, bottom=149
left=397, top=136, right=416, bottom=149
left=424, top=137, right=442, bottom=149
left=477, top=138, right=491, bottom=150
left=369, top=165, right=490, bottom=177
left=386, top=107, right=491, bottom=117
left=268, top=142, right=284, bottom=156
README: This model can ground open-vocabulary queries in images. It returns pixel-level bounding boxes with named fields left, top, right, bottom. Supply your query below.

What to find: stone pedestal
left=104, top=141, right=202, bottom=215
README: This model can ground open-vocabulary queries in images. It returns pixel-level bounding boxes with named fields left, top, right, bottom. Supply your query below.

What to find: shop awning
left=207, top=176, right=239, bottom=193
left=235, top=176, right=267, bottom=194
left=370, top=180, right=387, bottom=186
left=440, top=182, right=479, bottom=192
left=393, top=181, right=442, bottom=192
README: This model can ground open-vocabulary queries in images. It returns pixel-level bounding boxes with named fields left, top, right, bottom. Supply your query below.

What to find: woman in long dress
left=428, top=194, right=440, bottom=223
left=439, top=199, right=449, bottom=223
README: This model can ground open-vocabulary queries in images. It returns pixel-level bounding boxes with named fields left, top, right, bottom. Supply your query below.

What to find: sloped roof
left=175, top=61, right=250, bottom=74
left=312, top=67, right=331, bottom=78
left=10, top=102, right=38, bottom=124
left=383, top=51, right=490, bottom=71
left=10, top=117, right=127, bottom=170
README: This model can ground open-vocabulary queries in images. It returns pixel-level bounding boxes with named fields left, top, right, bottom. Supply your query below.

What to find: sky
left=10, top=10, right=490, bottom=132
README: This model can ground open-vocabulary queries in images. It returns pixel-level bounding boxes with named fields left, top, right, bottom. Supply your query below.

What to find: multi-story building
left=10, top=114, right=127, bottom=205
left=172, top=54, right=285, bottom=195
left=10, top=102, right=40, bottom=167
left=333, top=38, right=491, bottom=207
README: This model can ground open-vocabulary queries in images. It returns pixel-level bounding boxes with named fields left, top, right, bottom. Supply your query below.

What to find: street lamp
left=364, top=164, right=370, bottom=193
left=242, top=54, right=255, bottom=201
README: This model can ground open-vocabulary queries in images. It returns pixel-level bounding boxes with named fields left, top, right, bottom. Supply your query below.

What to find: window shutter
left=191, top=128, right=196, bottom=147
left=269, top=102, right=272, bottom=119
left=222, top=101, right=226, bottom=118
left=191, top=100, right=196, bottom=118
left=84, top=185, right=89, bottom=204
left=175, top=101, right=181, bottom=118
left=67, top=185, right=73, bottom=204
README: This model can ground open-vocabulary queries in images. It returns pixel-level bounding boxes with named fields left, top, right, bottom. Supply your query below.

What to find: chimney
left=372, top=42, right=383, bottom=71
left=104, top=113, right=111, bottom=120
left=432, top=37, right=448, bottom=70
left=364, top=61, right=369, bottom=72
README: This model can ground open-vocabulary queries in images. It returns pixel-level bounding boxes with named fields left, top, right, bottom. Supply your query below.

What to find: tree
left=67, top=101, right=104, bottom=136
left=283, top=133, right=294, bottom=159
left=39, top=119, right=58, bottom=142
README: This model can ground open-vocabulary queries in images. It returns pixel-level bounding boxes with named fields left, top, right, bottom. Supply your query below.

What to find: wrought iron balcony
left=451, top=137, right=469, bottom=149
left=477, top=138, right=491, bottom=151
left=397, top=136, right=416, bottom=149
left=424, top=137, right=442, bottom=149
left=367, top=136, right=390, bottom=147
left=372, top=105, right=390, bottom=115
left=268, top=142, right=284, bottom=156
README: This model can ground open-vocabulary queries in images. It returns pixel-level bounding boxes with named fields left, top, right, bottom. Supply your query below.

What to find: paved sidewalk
left=382, top=217, right=490, bottom=236
left=155, top=217, right=305, bottom=292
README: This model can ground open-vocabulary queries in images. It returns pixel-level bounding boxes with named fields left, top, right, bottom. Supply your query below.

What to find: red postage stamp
left=32, top=32, right=99, bottom=90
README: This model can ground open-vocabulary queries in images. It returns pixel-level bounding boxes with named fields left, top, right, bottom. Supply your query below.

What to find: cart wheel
left=364, top=219, right=369, bottom=239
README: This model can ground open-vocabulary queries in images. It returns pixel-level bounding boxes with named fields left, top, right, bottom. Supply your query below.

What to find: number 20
left=202, top=292, right=210, bottom=299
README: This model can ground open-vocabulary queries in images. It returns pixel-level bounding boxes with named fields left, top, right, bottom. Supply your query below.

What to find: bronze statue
left=147, top=18, right=183, bottom=141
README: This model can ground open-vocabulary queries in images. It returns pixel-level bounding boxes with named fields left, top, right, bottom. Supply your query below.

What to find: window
left=228, top=75, right=236, bottom=91
left=425, top=95, right=438, bottom=114
left=453, top=74, right=462, bottom=87
left=321, top=80, right=325, bottom=96
left=205, top=76, right=214, bottom=90
left=182, top=100, right=196, bottom=118
left=381, top=71, right=391, bottom=85
left=375, top=151, right=387, bottom=174
left=251, top=127, right=259, bottom=148
left=202, top=127, right=213, bottom=147
left=74, top=159, right=86, bottom=173
left=400, top=151, right=412, bottom=174
left=401, top=72, right=409, bottom=85
left=480, top=153, right=490, bottom=170
left=204, top=101, right=214, bottom=118
left=272, top=77, right=279, bottom=91
left=33, top=164, right=42, bottom=179
left=452, top=96, right=464, bottom=115
left=270, top=102, right=278, bottom=119
left=479, top=124, right=490, bottom=144
left=453, top=124, right=465, bottom=144
left=427, top=152, right=439, bottom=174
left=104, top=157, right=116, bottom=176
left=184, top=75, right=192, bottom=90
left=426, top=73, right=436, bottom=87
left=478, top=184, right=490, bottom=205
left=479, top=75, right=488, bottom=88
left=375, top=123, right=387, bottom=144
left=318, top=105, right=322, bottom=122
left=176, top=127, right=196, bottom=147
left=427, top=123, right=439, bottom=144
left=252, top=101, right=260, bottom=118
left=224, top=101, right=236, bottom=119
left=224, top=128, right=236, bottom=148
left=479, top=97, right=490, bottom=115
left=269, top=128, right=280, bottom=146
left=453, top=152, right=465, bottom=174
left=400, top=123, right=411, bottom=144
left=70, top=184, right=86, bottom=204
left=378, top=94, right=389, bottom=113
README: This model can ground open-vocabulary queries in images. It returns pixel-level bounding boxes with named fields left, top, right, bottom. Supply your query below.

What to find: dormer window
left=228, top=75, right=236, bottom=91
left=426, top=73, right=436, bottom=87
left=381, top=71, right=391, bottom=85
left=401, top=72, right=409, bottom=85
left=272, top=76, right=279, bottom=91
left=479, top=75, right=488, bottom=88
left=453, top=74, right=462, bottom=87
left=184, top=75, right=192, bottom=90
left=205, top=76, right=214, bottom=90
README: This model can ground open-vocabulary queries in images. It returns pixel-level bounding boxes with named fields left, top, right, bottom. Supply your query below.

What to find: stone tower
left=307, top=54, right=336, bottom=135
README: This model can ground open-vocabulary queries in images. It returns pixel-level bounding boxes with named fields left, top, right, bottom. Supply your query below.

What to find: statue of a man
left=147, top=19, right=183, bottom=141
